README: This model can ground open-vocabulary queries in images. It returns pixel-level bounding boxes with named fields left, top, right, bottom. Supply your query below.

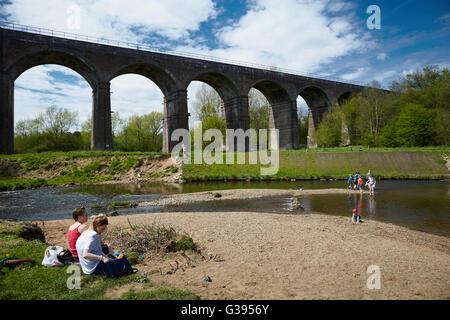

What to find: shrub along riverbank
left=0, top=147, right=448, bottom=191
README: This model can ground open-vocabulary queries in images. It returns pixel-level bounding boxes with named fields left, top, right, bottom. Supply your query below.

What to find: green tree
left=248, top=89, right=269, bottom=147
left=37, top=105, right=78, bottom=138
left=14, top=105, right=83, bottom=152
left=434, top=108, right=450, bottom=145
left=342, top=95, right=362, bottom=144
left=190, top=115, right=227, bottom=150
left=192, top=84, right=222, bottom=122
left=315, top=105, right=345, bottom=147
left=116, top=111, right=163, bottom=152
left=248, top=89, right=269, bottom=130
left=395, top=103, right=435, bottom=146
left=297, top=107, right=309, bottom=146
left=391, top=65, right=443, bottom=92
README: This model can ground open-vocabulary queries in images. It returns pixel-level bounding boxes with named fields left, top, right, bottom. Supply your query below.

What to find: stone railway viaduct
left=1, top=25, right=367, bottom=154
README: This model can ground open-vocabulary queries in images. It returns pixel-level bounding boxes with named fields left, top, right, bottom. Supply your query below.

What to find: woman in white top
left=76, top=215, right=113, bottom=275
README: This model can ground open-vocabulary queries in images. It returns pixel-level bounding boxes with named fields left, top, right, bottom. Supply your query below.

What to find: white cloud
left=374, top=69, right=397, bottom=83
left=341, top=67, right=370, bottom=81
left=376, top=53, right=388, bottom=61
left=5, top=0, right=377, bottom=129
left=326, top=1, right=356, bottom=13
left=204, top=0, right=373, bottom=73
left=14, top=65, right=91, bottom=128
left=110, top=74, right=164, bottom=119
left=2, top=0, right=217, bottom=41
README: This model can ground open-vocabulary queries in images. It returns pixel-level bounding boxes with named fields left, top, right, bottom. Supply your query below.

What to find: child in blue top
left=354, top=172, right=360, bottom=189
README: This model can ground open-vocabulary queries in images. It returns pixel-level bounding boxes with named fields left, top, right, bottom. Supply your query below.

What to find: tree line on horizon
left=13, top=65, right=449, bottom=153
left=314, top=65, right=449, bottom=147
left=14, top=107, right=164, bottom=153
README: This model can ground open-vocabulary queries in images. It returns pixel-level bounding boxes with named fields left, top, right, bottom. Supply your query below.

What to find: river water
left=0, top=180, right=448, bottom=237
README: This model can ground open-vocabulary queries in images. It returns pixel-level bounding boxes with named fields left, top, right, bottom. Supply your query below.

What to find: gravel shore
left=138, top=188, right=365, bottom=207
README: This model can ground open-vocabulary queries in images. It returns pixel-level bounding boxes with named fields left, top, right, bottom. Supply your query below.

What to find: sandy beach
left=40, top=188, right=450, bottom=300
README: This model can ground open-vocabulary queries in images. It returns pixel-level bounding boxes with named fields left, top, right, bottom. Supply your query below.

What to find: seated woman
left=67, top=206, right=89, bottom=262
left=76, top=215, right=113, bottom=275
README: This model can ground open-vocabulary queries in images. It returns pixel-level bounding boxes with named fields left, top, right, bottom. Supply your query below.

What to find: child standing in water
left=368, top=175, right=376, bottom=195
left=348, top=174, right=353, bottom=189
left=352, top=208, right=360, bottom=223
left=358, top=176, right=364, bottom=193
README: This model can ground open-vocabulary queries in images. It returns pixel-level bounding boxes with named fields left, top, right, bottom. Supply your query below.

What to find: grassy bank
left=182, top=146, right=450, bottom=181
left=0, top=151, right=172, bottom=191
left=0, top=148, right=448, bottom=190
left=0, top=219, right=199, bottom=300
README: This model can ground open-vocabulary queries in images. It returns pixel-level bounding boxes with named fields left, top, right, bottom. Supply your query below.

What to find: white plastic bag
left=41, top=245, right=64, bottom=267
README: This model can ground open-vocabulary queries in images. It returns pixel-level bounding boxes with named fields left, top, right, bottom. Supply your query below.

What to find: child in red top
left=358, top=177, right=364, bottom=192
left=68, top=206, right=89, bottom=259
left=352, top=208, right=361, bottom=223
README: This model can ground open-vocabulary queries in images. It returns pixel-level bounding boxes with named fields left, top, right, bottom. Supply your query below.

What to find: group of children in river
left=347, top=170, right=376, bottom=195
left=348, top=169, right=376, bottom=223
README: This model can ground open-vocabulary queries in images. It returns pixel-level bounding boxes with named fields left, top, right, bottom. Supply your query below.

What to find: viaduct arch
left=1, top=25, right=368, bottom=154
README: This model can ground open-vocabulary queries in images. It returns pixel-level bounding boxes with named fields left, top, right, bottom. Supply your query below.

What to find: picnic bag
left=57, top=249, right=78, bottom=264
left=42, top=245, right=64, bottom=267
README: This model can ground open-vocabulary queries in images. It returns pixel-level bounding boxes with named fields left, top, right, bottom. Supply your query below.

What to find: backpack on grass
left=57, top=249, right=78, bottom=264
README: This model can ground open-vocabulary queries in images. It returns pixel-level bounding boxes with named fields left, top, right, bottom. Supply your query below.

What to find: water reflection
left=0, top=180, right=448, bottom=237
left=368, top=195, right=376, bottom=217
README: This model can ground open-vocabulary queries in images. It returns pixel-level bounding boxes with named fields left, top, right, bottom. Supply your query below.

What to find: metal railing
left=0, top=21, right=364, bottom=86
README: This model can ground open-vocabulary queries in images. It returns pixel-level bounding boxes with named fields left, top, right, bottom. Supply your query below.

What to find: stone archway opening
left=12, top=64, right=92, bottom=153
left=296, top=95, right=309, bottom=148
left=298, top=86, right=331, bottom=148
left=338, top=92, right=353, bottom=106
left=109, top=73, right=165, bottom=152
left=187, top=81, right=224, bottom=130
left=110, top=63, right=182, bottom=153
left=248, top=88, right=270, bottom=149
left=252, top=80, right=298, bottom=150
left=1, top=49, right=99, bottom=154
left=187, top=72, right=243, bottom=152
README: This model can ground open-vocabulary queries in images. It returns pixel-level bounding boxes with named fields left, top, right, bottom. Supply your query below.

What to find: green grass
left=0, top=150, right=170, bottom=161
left=0, top=151, right=169, bottom=191
left=182, top=147, right=450, bottom=181
left=0, top=148, right=448, bottom=190
left=108, top=201, right=138, bottom=210
left=0, top=219, right=199, bottom=300
left=120, top=287, right=199, bottom=300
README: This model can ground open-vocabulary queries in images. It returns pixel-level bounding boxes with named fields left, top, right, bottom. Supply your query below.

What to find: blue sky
left=1, top=0, right=449, bottom=128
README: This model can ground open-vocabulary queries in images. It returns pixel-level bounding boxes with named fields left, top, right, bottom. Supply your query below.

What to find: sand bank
left=138, top=188, right=364, bottom=207
left=40, top=189, right=450, bottom=300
